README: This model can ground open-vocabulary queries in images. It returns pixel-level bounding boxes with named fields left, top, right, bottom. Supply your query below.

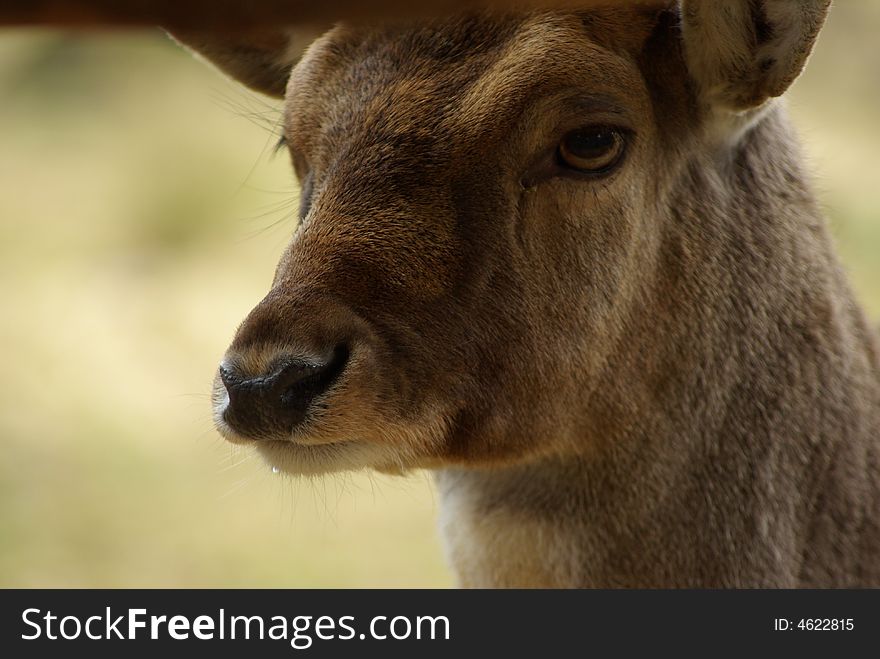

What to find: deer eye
left=557, top=127, right=625, bottom=175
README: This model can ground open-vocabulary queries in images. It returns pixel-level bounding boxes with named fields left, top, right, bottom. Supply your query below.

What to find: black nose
left=219, top=345, right=349, bottom=438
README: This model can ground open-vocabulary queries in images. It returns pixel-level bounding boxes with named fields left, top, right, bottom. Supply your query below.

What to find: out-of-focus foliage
left=0, top=4, right=878, bottom=586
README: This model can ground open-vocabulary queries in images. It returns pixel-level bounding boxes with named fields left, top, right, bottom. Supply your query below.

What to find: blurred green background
left=1, top=5, right=878, bottom=587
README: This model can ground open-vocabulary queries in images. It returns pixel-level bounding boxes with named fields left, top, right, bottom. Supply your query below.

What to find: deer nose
left=218, top=345, right=350, bottom=439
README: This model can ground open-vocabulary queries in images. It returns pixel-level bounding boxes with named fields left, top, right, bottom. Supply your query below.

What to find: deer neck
left=434, top=107, right=880, bottom=588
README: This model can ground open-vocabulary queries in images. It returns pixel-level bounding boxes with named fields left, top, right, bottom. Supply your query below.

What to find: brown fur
left=177, top=1, right=880, bottom=587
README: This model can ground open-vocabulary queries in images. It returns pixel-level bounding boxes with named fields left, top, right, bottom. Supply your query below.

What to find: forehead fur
left=284, top=7, right=670, bottom=161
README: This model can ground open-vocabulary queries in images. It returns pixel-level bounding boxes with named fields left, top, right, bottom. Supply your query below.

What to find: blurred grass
left=788, top=3, right=880, bottom=316
left=0, top=6, right=878, bottom=587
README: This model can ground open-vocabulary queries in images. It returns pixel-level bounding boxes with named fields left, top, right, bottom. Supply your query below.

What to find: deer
left=171, top=0, right=880, bottom=587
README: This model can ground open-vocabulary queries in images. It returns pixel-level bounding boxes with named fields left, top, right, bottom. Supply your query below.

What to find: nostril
left=278, top=344, right=350, bottom=410
left=217, top=344, right=350, bottom=439
left=218, top=364, right=240, bottom=393
left=219, top=363, right=265, bottom=402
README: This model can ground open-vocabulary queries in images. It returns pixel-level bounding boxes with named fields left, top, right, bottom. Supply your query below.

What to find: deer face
left=180, top=2, right=829, bottom=475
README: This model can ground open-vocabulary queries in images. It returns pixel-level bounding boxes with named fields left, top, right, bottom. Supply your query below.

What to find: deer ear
left=681, top=0, right=830, bottom=114
left=168, top=28, right=322, bottom=98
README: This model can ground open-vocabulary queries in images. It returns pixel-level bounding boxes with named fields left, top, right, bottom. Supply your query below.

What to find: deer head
left=174, top=0, right=832, bottom=476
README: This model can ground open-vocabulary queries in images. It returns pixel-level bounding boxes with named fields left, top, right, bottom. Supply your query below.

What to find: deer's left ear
left=681, top=0, right=831, bottom=115
left=168, top=28, right=323, bottom=98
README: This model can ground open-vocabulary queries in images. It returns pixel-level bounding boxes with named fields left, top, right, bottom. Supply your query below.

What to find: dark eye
left=557, top=127, right=625, bottom=174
